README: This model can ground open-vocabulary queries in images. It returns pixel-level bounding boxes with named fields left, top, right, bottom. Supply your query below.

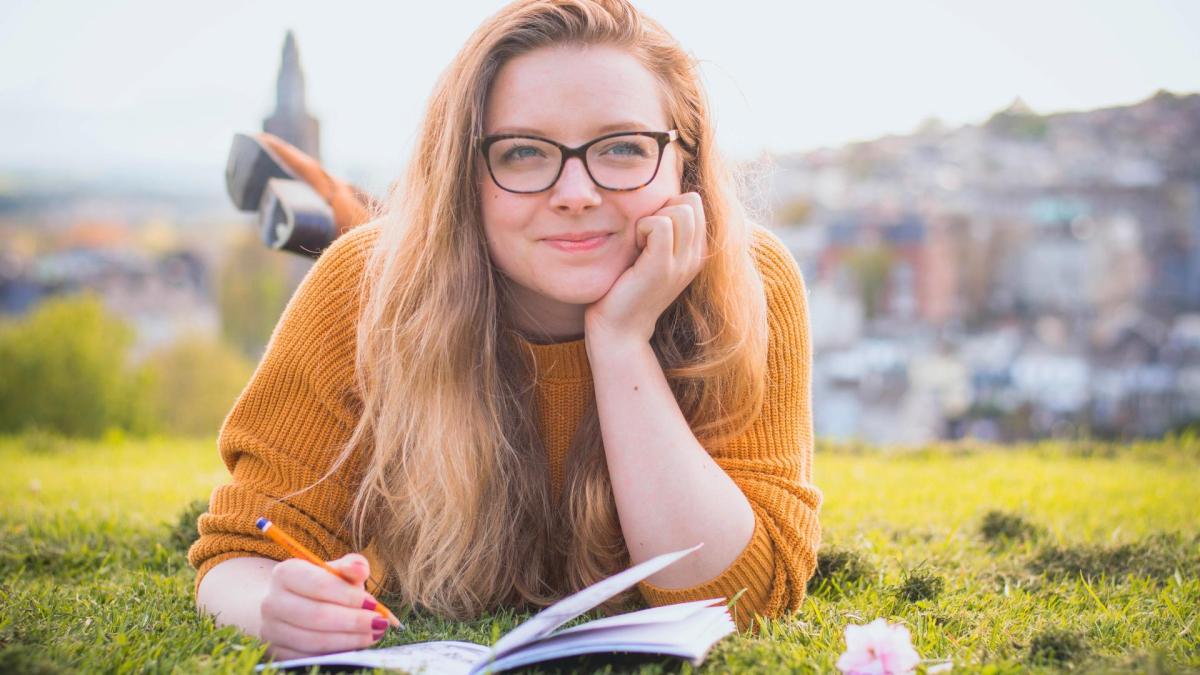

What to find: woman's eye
left=601, top=142, right=648, bottom=157
left=503, top=145, right=544, bottom=161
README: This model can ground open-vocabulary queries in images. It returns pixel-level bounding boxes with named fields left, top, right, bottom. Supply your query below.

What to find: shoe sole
left=260, top=178, right=335, bottom=257
left=225, top=133, right=297, bottom=211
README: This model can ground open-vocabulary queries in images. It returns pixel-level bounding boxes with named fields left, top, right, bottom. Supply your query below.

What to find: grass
left=1, top=431, right=1198, bottom=673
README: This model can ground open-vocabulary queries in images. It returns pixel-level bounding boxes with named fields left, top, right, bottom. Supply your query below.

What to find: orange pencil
left=256, top=517, right=400, bottom=627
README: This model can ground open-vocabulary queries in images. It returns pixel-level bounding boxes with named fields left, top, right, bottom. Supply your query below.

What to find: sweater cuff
left=635, top=512, right=774, bottom=631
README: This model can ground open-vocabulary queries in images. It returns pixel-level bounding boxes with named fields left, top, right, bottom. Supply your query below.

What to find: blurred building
left=773, top=90, right=1200, bottom=445
left=263, top=30, right=321, bottom=160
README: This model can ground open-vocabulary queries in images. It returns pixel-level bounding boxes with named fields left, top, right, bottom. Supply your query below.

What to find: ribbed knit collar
left=515, top=335, right=591, bottom=381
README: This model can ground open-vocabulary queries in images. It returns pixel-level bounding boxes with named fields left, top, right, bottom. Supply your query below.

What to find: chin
left=539, top=267, right=620, bottom=305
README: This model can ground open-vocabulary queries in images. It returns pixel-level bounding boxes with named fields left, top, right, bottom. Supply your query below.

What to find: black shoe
left=225, top=133, right=297, bottom=211
left=259, top=178, right=336, bottom=258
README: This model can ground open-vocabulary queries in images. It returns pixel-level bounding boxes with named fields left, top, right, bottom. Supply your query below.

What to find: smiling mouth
left=543, top=233, right=612, bottom=252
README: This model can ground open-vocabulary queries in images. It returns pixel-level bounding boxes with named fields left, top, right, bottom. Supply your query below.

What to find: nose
left=548, top=156, right=601, bottom=214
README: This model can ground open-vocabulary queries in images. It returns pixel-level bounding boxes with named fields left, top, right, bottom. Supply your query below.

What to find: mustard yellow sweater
left=188, top=223, right=822, bottom=631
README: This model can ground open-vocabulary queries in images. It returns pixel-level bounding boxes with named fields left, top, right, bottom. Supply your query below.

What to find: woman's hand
left=259, top=553, right=391, bottom=660
left=584, top=191, right=708, bottom=347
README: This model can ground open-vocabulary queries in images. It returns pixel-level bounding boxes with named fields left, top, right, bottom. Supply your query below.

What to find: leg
left=255, top=133, right=378, bottom=237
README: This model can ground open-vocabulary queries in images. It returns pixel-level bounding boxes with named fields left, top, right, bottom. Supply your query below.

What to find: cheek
left=479, top=170, right=533, bottom=267
left=617, top=168, right=683, bottom=223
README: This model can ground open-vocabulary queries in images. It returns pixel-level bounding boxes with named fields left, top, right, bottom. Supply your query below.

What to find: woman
left=190, top=0, right=822, bottom=660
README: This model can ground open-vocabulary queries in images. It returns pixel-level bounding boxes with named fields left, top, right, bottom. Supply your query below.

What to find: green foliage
left=0, top=644, right=64, bottom=675
left=0, top=294, right=150, bottom=437
left=138, top=337, right=252, bottom=437
left=0, top=294, right=254, bottom=438
left=773, top=199, right=812, bottom=227
left=892, top=566, right=945, bottom=603
left=985, top=108, right=1048, bottom=141
left=808, top=545, right=876, bottom=595
left=1027, top=533, right=1199, bottom=582
left=1027, top=628, right=1088, bottom=667
left=846, top=246, right=892, bottom=319
left=2, top=437, right=1199, bottom=672
left=217, top=231, right=294, bottom=358
left=167, top=499, right=209, bottom=555
left=980, top=510, right=1043, bottom=545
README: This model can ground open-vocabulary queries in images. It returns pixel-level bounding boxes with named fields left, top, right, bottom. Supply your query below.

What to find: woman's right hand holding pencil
left=259, top=553, right=391, bottom=659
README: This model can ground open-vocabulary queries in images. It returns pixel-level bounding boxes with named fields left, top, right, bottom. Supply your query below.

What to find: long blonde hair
left=334, top=0, right=768, bottom=618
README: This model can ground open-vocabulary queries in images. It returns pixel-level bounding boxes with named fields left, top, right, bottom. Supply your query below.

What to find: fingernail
left=372, top=617, right=388, bottom=631
left=373, top=629, right=386, bottom=641
left=362, top=597, right=377, bottom=611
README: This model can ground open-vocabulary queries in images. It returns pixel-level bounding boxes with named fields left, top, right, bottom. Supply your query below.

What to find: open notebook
left=256, top=543, right=736, bottom=674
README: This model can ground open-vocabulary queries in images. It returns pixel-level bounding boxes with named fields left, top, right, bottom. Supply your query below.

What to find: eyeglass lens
left=487, top=134, right=661, bottom=192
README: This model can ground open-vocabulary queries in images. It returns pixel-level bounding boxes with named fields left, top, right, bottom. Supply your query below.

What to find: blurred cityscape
left=1, top=34, right=1198, bottom=445
left=772, top=90, right=1200, bottom=444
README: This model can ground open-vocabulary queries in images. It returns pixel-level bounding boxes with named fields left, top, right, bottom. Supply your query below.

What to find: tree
left=847, top=247, right=893, bottom=320
left=0, top=294, right=151, bottom=436
left=138, top=336, right=253, bottom=437
left=217, top=231, right=294, bottom=358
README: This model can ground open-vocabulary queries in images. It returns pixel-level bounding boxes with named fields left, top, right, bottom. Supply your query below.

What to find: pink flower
left=836, top=618, right=922, bottom=675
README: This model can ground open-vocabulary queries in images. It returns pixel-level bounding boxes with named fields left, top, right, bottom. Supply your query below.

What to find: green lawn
left=1, top=432, right=1197, bottom=673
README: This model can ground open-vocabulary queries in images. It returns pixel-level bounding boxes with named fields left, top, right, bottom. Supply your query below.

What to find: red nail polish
left=372, top=617, right=388, bottom=631
left=362, top=597, right=378, bottom=611
left=373, top=629, right=385, bottom=641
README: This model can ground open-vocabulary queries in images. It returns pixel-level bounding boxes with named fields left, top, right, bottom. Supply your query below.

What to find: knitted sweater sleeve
left=636, top=226, right=823, bottom=631
left=186, top=224, right=381, bottom=597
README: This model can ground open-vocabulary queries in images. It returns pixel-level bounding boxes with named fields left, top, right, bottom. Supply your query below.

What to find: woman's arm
left=586, top=212, right=821, bottom=627
left=586, top=338, right=756, bottom=588
left=187, top=225, right=395, bottom=657
left=197, top=553, right=387, bottom=660
left=196, top=556, right=277, bottom=637
left=583, top=191, right=755, bottom=587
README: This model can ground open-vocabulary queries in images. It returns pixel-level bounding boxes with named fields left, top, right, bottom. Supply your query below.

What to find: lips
left=542, top=231, right=613, bottom=252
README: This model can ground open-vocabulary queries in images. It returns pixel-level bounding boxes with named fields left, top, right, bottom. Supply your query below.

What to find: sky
left=1, top=0, right=1198, bottom=189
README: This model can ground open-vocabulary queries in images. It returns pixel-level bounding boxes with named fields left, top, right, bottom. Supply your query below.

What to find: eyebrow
left=490, top=120, right=654, bottom=136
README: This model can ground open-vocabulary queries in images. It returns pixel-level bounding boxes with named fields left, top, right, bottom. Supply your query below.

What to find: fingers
left=265, top=643, right=312, bottom=661
left=262, top=617, right=382, bottom=658
left=262, top=554, right=391, bottom=658
left=636, top=216, right=674, bottom=270
left=643, top=191, right=706, bottom=269
left=329, top=553, right=371, bottom=585
left=262, top=587, right=385, bottom=635
left=272, top=558, right=373, bottom=608
left=655, top=204, right=694, bottom=258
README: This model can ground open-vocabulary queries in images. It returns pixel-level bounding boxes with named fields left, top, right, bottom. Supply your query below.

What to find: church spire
left=263, top=30, right=321, bottom=160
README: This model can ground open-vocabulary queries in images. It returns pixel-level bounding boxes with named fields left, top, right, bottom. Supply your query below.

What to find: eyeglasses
left=480, top=129, right=679, bottom=194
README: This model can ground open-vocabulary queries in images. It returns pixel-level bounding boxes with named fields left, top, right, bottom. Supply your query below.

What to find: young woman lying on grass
left=190, top=0, right=822, bottom=660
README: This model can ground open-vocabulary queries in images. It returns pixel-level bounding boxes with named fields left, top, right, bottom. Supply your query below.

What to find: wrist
left=584, top=325, right=652, bottom=364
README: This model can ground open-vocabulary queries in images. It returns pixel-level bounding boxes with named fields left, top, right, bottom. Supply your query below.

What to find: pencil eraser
left=256, top=517, right=269, bottom=531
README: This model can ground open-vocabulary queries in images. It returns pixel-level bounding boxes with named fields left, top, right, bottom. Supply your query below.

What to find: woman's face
left=479, top=44, right=683, bottom=336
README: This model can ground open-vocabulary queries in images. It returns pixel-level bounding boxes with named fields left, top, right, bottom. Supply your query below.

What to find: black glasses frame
left=480, top=129, right=679, bottom=194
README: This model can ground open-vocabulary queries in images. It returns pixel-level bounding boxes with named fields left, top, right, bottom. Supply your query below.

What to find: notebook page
left=478, top=605, right=735, bottom=674
left=480, top=543, right=703, bottom=664
left=550, top=598, right=725, bottom=637
left=254, top=640, right=488, bottom=674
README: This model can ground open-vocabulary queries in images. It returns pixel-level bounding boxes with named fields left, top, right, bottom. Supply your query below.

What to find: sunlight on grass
left=1, top=433, right=1198, bottom=673
left=1, top=434, right=226, bottom=527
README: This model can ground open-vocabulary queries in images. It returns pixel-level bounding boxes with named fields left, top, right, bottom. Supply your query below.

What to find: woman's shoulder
left=289, top=221, right=383, bottom=310
left=265, top=222, right=383, bottom=364
left=746, top=223, right=808, bottom=302
left=316, top=221, right=383, bottom=276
